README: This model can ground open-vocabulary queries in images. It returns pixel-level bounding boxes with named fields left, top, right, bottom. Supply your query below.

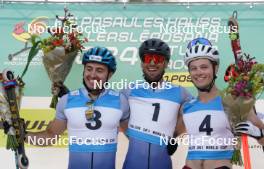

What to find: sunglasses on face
left=187, top=37, right=212, bottom=49
left=143, top=54, right=165, bottom=64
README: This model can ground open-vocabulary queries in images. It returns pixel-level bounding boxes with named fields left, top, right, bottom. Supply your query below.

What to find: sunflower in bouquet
left=222, top=53, right=264, bottom=165
left=21, top=8, right=88, bottom=108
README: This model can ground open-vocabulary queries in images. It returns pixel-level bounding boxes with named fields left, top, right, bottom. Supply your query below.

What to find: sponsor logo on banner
left=12, top=16, right=48, bottom=43
left=7, top=16, right=49, bottom=64
left=163, top=72, right=193, bottom=87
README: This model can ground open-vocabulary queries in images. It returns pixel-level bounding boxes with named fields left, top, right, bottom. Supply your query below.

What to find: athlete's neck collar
left=198, top=87, right=219, bottom=103
left=81, top=87, right=107, bottom=101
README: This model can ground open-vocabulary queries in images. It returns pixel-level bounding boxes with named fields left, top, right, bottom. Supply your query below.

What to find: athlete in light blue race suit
left=123, top=83, right=191, bottom=169
left=122, top=39, right=192, bottom=169
left=182, top=38, right=234, bottom=169
left=26, top=47, right=129, bottom=169
left=56, top=88, right=129, bottom=169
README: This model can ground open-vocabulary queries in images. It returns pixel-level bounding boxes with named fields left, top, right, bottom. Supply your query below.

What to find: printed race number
left=152, top=103, right=160, bottom=122
left=199, top=115, right=213, bottom=135
left=85, top=110, right=102, bottom=130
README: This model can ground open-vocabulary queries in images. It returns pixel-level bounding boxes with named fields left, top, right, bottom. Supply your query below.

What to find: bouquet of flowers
left=222, top=53, right=264, bottom=165
left=21, top=8, right=88, bottom=108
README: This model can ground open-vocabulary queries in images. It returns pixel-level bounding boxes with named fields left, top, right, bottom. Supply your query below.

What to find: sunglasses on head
left=187, top=38, right=212, bottom=49
left=143, top=54, right=165, bottom=64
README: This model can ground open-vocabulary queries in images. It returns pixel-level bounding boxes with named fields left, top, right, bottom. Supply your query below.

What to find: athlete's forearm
left=247, top=108, right=264, bottom=129
left=175, top=112, right=186, bottom=137
left=25, top=119, right=66, bottom=146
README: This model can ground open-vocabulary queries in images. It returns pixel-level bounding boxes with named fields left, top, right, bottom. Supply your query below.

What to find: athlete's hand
left=167, top=138, right=178, bottom=156
left=51, top=82, right=69, bottom=98
left=235, top=121, right=263, bottom=139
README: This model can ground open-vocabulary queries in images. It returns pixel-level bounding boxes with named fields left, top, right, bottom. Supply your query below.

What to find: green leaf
left=20, top=41, right=42, bottom=78
left=6, top=135, right=19, bottom=150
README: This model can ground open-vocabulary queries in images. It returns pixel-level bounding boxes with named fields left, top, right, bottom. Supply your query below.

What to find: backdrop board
left=0, top=2, right=264, bottom=169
